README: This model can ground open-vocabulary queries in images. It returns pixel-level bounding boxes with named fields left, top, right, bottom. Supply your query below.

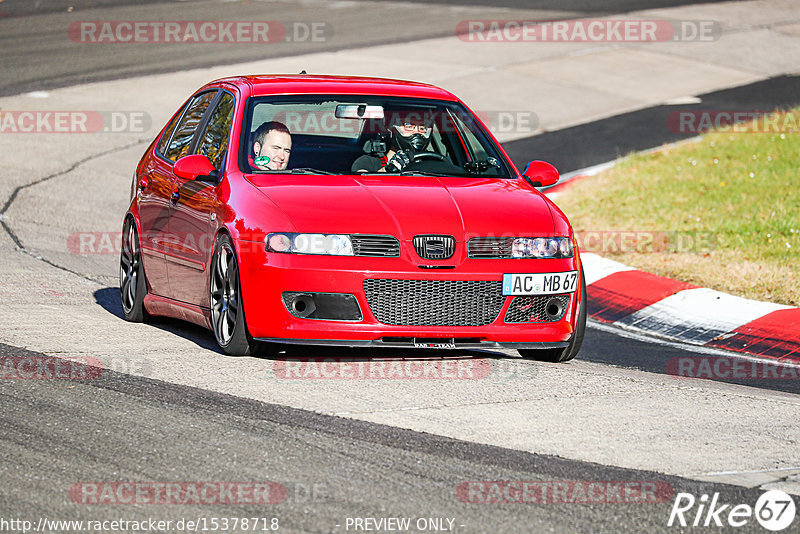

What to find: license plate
left=502, top=271, right=579, bottom=295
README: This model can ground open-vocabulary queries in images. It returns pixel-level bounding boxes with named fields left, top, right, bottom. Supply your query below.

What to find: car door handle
left=170, top=190, right=180, bottom=205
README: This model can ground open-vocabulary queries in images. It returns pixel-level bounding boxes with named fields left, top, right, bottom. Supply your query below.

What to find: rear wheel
left=209, top=234, right=260, bottom=356
left=519, top=271, right=587, bottom=363
left=120, top=217, right=149, bottom=322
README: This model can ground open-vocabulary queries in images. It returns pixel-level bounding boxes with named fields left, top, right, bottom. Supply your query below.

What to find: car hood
left=246, top=174, right=555, bottom=240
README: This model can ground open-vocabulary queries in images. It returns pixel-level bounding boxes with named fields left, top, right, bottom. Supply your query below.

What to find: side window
left=165, top=91, right=217, bottom=162
left=156, top=102, right=188, bottom=157
left=197, top=92, right=235, bottom=169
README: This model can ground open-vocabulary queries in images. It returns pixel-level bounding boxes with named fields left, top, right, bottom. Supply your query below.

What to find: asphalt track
left=1, top=1, right=800, bottom=532
left=0, top=342, right=777, bottom=534
left=0, top=0, right=733, bottom=18
left=1, top=0, right=730, bottom=97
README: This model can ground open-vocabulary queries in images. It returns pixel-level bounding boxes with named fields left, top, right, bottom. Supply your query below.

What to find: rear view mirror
left=174, top=154, right=217, bottom=182
left=335, top=104, right=384, bottom=120
left=522, top=160, right=559, bottom=188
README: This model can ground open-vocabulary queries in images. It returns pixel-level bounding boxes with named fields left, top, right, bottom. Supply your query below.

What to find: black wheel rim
left=119, top=220, right=140, bottom=314
left=210, top=242, right=239, bottom=346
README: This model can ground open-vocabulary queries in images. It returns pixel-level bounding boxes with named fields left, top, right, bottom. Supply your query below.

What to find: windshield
left=240, top=95, right=513, bottom=178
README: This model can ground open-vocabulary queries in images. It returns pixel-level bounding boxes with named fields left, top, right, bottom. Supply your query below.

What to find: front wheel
left=120, top=217, right=149, bottom=322
left=519, top=271, right=587, bottom=363
left=209, top=234, right=260, bottom=356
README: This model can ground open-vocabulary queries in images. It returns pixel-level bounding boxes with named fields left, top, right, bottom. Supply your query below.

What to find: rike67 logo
left=668, top=490, right=796, bottom=531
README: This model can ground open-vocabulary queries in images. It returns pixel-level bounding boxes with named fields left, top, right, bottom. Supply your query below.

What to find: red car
left=120, top=75, right=586, bottom=362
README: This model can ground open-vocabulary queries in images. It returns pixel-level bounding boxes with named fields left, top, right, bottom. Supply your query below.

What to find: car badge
left=413, top=235, right=455, bottom=260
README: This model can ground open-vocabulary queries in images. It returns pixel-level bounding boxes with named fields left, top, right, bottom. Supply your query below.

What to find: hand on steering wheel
left=385, top=150, right=412, bottom=172
left=411, top=151, right=447, bottom=163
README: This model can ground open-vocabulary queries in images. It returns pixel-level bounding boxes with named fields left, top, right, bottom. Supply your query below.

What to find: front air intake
left=363, top=279, right=503, bottom=326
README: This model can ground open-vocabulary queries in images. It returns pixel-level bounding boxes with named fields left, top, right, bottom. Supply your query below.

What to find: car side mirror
left=174, top=154, right=217, bottom=182
left=522, top=160, right=559, bottom=188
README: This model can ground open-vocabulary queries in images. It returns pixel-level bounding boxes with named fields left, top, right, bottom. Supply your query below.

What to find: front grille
left=413, top=235, right=456, bottom=260
left=363, top=279, right=504, bottom=326
left=468, top=237, right=514, bottom=258
left=351, top=234, right=400, bottom=257
left=504, top=295, right=570, bottom=323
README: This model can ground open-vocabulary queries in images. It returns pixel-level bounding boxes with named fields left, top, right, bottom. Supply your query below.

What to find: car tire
left=518, top=271, right=587, bottom=363
left=120, top=217, right=150, bottom=323
left=209, top=233, right=261, bottom=356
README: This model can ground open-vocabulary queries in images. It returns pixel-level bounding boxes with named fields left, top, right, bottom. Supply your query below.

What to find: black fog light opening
left=545, top=297, right=565, bottom=321
left=282, top=292, right=362, bottom=321
left=291, top=294, right=316, bottom=318
left=504, top=294, right=570, bottom=323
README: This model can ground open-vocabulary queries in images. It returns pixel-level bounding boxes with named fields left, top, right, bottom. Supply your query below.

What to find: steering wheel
left=412, top=151, right=447, bottom=163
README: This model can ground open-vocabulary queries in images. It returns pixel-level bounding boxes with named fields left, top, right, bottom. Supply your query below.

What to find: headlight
left=324, top=234, right=354, bottom=256
left=512, top=237, right=573, bottom=258
left=266, top=233, right=354, bottom=256
left=558, top=238, right=574, bottom=257
left=267, top=233, right=292, bottom=253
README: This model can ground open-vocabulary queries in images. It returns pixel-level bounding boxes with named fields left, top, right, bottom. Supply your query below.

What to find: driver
left=251, top=121, right=292, bottom=171
left=351, top=110, right=433, bottom=173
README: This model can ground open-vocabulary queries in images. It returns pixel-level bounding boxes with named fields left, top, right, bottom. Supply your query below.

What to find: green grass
left=555, top=108, right=800, bottom=305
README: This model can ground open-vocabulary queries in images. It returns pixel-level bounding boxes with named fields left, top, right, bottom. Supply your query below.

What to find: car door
left=166, top=90, right=235, bottom=306
left=146, top=90, right=218, bottom=300
left=136, top=99, right=193, bottom=297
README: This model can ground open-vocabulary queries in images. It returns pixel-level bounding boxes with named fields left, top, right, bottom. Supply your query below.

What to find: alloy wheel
left=210, top=241, right=239, bottom=346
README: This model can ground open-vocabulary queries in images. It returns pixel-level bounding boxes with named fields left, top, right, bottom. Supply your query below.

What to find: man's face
left=253, top=129, right=292, bottom=170
left=395, top=119, right=430, bottom=138
left=390, top=116, right=431, bottom=152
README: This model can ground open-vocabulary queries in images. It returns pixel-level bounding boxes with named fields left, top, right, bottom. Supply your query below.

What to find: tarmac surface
left=0, top=341, right=781, bottom=534
left=0, top=0, right=739, bottom=96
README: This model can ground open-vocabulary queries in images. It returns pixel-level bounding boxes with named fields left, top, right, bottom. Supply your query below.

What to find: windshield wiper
left=289, top=168, right=336, bottom=175
left=397, top=170, right=448, bottom=177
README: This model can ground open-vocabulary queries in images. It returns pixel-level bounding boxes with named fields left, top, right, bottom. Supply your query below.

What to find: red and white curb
left=579, top=252, right=800, bottom=362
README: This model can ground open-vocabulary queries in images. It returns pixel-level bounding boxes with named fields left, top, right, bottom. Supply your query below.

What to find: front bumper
left=236, top=239, right=583, bottom=345
left=256, top=337, right=570, bottom=350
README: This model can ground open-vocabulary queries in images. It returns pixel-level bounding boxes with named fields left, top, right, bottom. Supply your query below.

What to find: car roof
left=210, top=74, right=460, bottom=101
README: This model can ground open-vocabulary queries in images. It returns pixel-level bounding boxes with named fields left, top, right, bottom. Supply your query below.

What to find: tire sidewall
left=560, top=270, right=588, bottom=362
left=121, top=217, right=148, bottom=322
left=210, top=234, right=252, bottom=356
left=518, top=269, right=587, bottom=363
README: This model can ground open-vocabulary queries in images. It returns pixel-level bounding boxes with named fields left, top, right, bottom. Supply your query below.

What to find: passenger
left=251, top=121, right=292, bottom=170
